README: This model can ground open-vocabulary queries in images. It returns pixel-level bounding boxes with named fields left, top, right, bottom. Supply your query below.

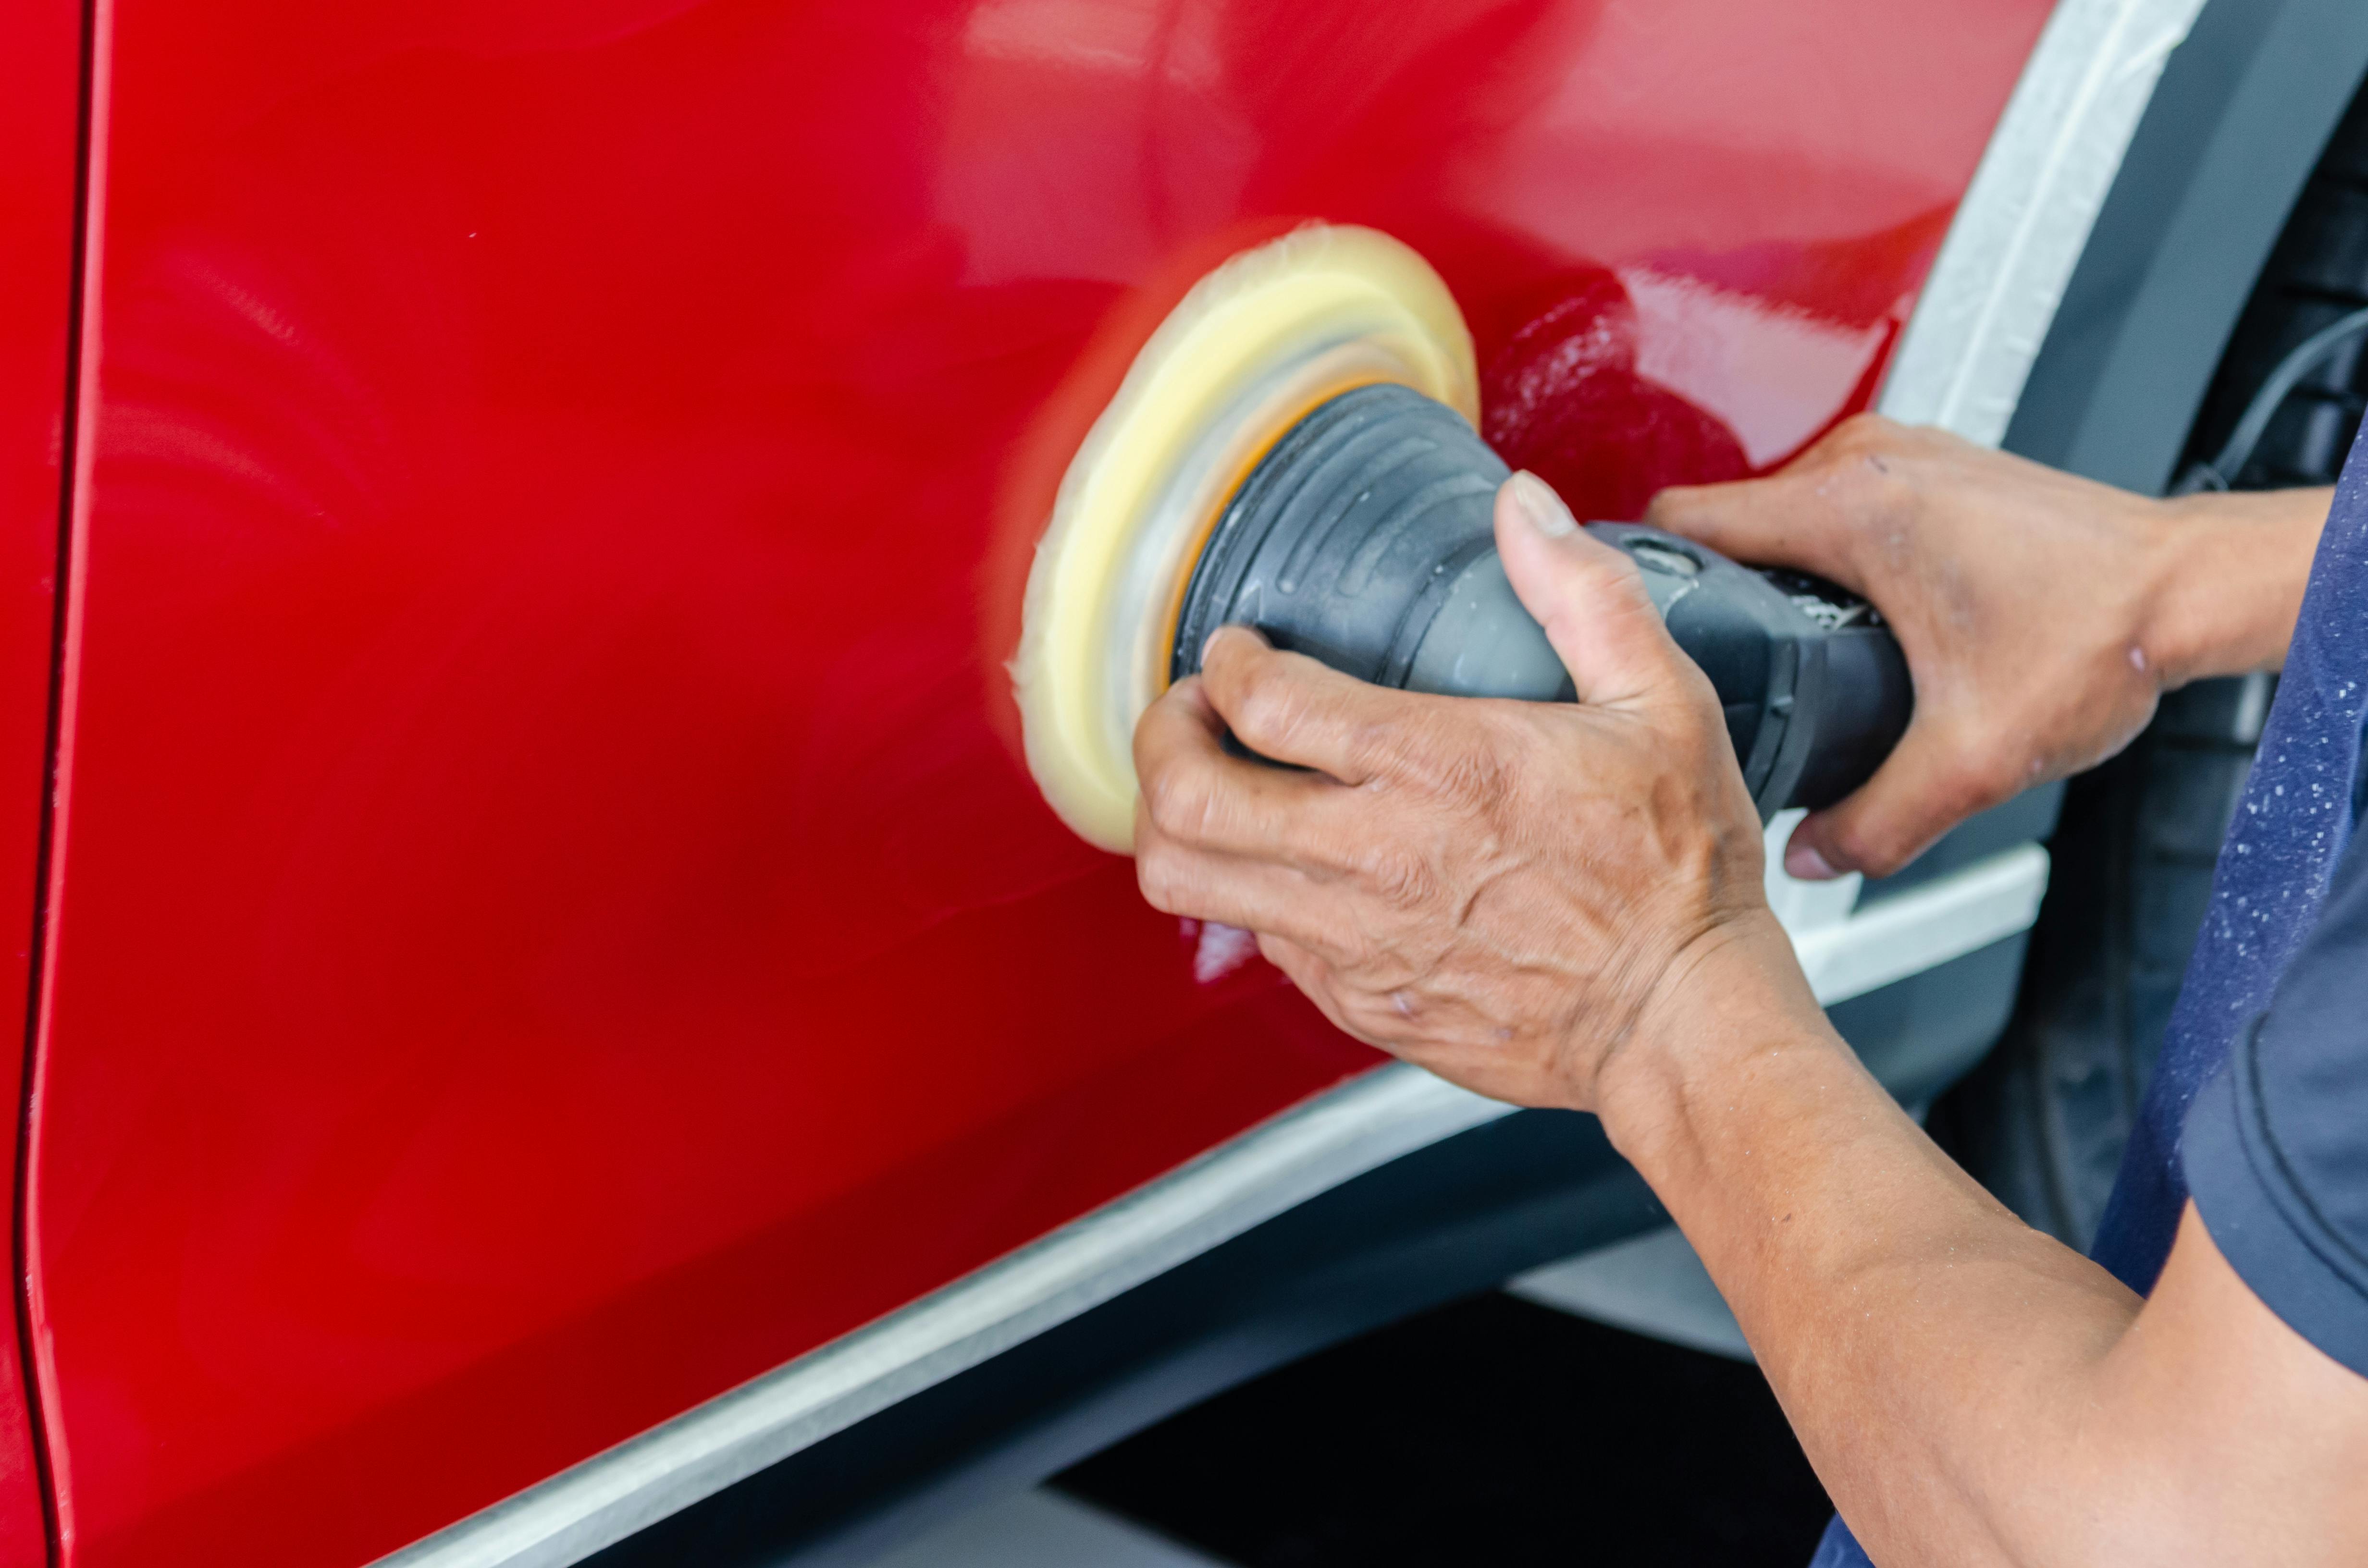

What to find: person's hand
left=1647, top=416, right=2192, bottom=880
left=1131, top=472, right=1810, bottom=1112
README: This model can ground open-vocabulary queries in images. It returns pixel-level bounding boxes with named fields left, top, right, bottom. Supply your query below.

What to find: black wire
left=2176, top=303, right=2368, bottom=493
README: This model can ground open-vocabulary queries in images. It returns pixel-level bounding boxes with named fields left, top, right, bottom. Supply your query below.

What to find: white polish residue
left=1191, top=920, right=1257, bottom=984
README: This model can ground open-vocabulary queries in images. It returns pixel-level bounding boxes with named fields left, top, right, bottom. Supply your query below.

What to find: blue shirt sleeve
left=2184, top=823, right=2368, bottom=1377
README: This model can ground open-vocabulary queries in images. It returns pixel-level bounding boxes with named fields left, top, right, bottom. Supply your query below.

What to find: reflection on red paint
left=1482, top=267, right=1752, bottom=520
left=30, top=0, right=2053, bottom=1563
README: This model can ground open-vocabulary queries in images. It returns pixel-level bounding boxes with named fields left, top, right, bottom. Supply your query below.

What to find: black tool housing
left=1171, top=383, right=1910, bottom=817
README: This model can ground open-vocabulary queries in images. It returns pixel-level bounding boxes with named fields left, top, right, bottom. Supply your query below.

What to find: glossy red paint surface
left=0, top=0, right=87, bottom=1562
left=30, top=0, right=2052, bottom=1562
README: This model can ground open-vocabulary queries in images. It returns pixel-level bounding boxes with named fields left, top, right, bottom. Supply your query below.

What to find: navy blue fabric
left=1811, top=428, right=2368, bottom=1566
left=2183, top=829, right=2368, bottom=1377
left=2089, top=442, right=2368, bottom=1294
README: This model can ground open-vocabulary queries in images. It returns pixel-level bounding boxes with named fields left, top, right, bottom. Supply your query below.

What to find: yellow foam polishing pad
left=1013, top=224, right=1477, bottom=851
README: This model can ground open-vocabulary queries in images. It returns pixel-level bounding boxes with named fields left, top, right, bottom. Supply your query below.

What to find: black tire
left=1933, top=76, right=2368, bottom=1248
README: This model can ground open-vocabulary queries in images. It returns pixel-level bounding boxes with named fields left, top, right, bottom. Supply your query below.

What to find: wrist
left=1591, top=910, right=1844, bottom=1167
left=2143, top=488, right=2327, bottom=685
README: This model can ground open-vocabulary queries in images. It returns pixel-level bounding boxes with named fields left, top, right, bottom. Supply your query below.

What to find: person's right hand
left=1647, top=415, right=2313, bottom=880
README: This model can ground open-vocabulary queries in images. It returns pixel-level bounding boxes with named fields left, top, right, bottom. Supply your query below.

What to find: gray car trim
left=2003, top=0, right=2368, bottom=489
left=375, top=1068, right=1515, bottom=1568
left=371, top=4, right=2192, bottom=1563
left=1879, top=0, right=2207, bottom=444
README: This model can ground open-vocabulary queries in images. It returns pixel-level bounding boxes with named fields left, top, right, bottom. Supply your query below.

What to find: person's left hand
left=1131, top=472, right=1806, bottom=1111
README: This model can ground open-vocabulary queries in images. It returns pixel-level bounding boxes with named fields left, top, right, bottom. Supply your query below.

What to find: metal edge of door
left=358, top=2, right=2193, bottom=1565
left=2, top=0, right=109, bottom=1560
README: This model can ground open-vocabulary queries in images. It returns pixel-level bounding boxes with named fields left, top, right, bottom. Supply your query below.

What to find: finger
left=1493, top=472, right=1690, bottom=707
left=1254, top=931, right=1330, bottom=997
left=1252, top=933, right=1383, bottom=1050
left=1133, top=833, right=1344, bottom=955
left=1645, top=474, right=1854, bottom=588
left=1196, top=625, right=1423, bottom=784
left=1134, top=675, right=1358, bottom=856
left=1787, top=716, right=2007, bottom=880
left=1645, top=442, right=1874, bottom=596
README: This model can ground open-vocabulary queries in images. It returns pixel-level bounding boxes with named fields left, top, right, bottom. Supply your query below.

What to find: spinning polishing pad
left=1014, top=224, right=1478, bottom=851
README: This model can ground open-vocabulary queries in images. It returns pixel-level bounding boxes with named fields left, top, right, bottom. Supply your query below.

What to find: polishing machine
left=1015, top=225, right=1911, bottom=852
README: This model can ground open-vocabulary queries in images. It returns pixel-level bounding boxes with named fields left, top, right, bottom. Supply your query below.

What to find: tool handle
left=1398, top=524, right=1911, bottom=818
left=1170, top=385, right=1911, bottom=820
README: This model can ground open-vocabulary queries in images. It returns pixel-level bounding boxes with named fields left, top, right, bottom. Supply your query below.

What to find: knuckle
left=1821, top=819, right=1889, bottom=878
left=1199, top=627, right=1252, bottom=684
left=1827, top=812, right=1923, bottom=881
left=1229, top=676, right=1297, bottom=750
left=1810, top=416, right=1907, bottom=496
left=1825, top=412, right=1902, bottom=464
left=1331, top=706, right=1411, bottom=784
left=1339, top=999, right=1407, bottom=1046
left=1135, top=845, right=1188, bottom=910
left=1861, top=845, right=1916, bottom=882
left=1960, top=753, right=2019, bottom=808
left=1386, top=709, right=1515, bottom=810
left=1345, top=710, right=1411, bottom=782
left=1139, top=763, right=1209, bottom=840
left=1436, top=725, right=1519, bottom=812
left=1941, top=727, right=2022, bottom=809
left=1327, top=924, right=1385, bottom=973
left=1357, top=844, right=1435, bottom=908
left=1829, top=411, right=1889, bottom=447
left=1579, top=541, right=1650, bottom=597
left=1592, top=566, right=1658, bottom=627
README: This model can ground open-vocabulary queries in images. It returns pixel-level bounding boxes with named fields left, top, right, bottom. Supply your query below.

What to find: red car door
left=0, top=0, right=92, bottom=1558
left=19, top=1, right=2049, bottom=1563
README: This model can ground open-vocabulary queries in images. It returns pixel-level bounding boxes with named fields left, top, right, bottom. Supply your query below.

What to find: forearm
left=2146, top=485, right=2330, bottom=684
left=1596, top=916, right=2145, bottom=1567
left=1578, top=484, right=2337, bottom=1563
left=1143, top=458, right=2368, bottom=1560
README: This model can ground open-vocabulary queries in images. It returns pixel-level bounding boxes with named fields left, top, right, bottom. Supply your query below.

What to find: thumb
left=1787, top=716, right=1991, bottom=880
left=1494, top=471, right=1686, bottom=706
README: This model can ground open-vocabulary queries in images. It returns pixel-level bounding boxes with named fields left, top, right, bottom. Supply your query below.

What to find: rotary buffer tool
left=1014, top=225, right=1911, bottom=853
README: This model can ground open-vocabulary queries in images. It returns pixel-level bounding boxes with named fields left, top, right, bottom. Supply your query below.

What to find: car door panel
left=33, top=1, right=2051, bottom=1562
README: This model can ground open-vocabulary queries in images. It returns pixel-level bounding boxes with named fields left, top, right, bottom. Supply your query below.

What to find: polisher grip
left=1172, top=384, right=1911, bottom=819
left=1387, top=525, right=1910, bottom=818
